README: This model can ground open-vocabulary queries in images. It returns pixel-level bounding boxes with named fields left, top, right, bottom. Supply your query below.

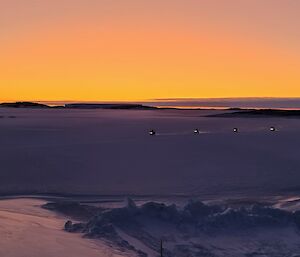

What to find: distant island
left=0, top=102, right=157, bottom=110
left=208, top=109, right=300, bottom=118
left=0, top=102, right=52, bottom=108
left=2, top=102, right=300, bottom=118
left=64, top=103, right=157, bottom=110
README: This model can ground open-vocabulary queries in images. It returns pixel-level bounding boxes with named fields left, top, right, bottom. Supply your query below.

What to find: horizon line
left=2, top=97, right=300, bottom=103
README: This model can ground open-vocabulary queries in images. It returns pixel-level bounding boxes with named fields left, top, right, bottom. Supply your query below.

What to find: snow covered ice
left=2, top=108, right=300, bottom=256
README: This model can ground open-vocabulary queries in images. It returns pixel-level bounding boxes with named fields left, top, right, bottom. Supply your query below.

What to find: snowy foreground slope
left=46, top=198, right=300, bottom=257
left=1, top=108, right=300, bottom=197
left=0, top=198, right=131, bottom=257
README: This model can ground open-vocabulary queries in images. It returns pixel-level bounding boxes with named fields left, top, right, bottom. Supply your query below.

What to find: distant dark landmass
left=3, top=102, right=300, bottom=116
left=0, top=102, right=51, bottom=108
left=64, top=103, right=157, bottom=110
left=208, top=109, right=300, bottom=118
left=0, top=102, right=157, bottom=110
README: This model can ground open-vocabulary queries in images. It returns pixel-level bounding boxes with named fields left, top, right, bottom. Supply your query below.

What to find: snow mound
left=64, top=199, right=300, bottom=256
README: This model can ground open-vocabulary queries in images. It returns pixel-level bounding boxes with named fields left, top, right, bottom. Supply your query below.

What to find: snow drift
left=62, top=199, right=300, bottom=257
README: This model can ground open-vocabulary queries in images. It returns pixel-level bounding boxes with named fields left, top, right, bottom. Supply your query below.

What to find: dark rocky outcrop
left=0, top=102, right=51, bottom=108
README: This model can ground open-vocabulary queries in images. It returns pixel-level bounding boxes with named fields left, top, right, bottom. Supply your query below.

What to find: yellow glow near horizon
left=1, top=1, right=300, bottom=102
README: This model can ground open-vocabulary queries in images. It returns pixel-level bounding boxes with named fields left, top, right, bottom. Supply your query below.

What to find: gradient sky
left=1, top=0, right=300, bottom=101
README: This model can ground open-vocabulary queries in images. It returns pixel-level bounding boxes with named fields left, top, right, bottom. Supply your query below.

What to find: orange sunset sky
left=1, top=0, right=300, bottom=102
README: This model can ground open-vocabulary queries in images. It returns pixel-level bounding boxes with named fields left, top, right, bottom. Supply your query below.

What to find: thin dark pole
left=160, top=239, right=163, bottom=257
